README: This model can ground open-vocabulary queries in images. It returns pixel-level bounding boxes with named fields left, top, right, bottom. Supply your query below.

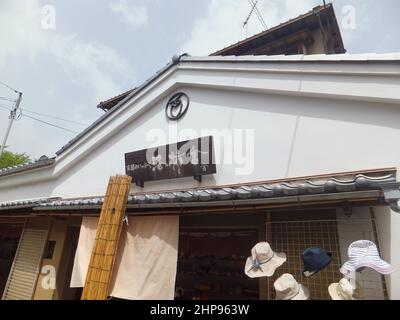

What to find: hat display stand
left=242, top=239, right=398, bottom=300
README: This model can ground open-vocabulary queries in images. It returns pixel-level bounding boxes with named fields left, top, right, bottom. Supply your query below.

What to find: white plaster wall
left=53, top=87, right=400, bottom=197
left=389, top=210, right=400, bottom=300
left=0, top=168, right=56, bottom=202
left=374, top=206, right=400, bottom=300
left=1, top=85, right=400, bottom=201
left=374, top=206, right=392, bottom=296
left=51, top=87, right=400, bottom=198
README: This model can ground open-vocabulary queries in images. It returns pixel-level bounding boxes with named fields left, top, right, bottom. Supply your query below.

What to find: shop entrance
left=0, top=224, right=23, bottom=297
left=175, top=208, right=388, bottom=300
left=175, top=213, right=265, bottom=300
left=58, top=226, right=83, bottom=300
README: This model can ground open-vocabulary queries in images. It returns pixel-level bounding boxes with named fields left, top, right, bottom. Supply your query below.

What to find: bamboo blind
left=81, top=175, right=132, bottom=300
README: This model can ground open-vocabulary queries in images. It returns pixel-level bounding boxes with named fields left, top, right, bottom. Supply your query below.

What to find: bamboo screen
left=81, top=175, right=132, bottom=300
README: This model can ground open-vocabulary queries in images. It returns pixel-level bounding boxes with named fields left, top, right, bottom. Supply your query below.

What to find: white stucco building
left=0, top=53, right=400, bottom=300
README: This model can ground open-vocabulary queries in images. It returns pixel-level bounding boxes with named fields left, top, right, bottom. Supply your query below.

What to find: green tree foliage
left=0, top=149, right=31, bottom=169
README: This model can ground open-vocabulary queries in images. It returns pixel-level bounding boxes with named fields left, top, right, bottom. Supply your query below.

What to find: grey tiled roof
left=0, top=157, right=55, bottom=178
left=0, top=198, right=57, bottom=211
left=1, top=172, right=396, bottom=212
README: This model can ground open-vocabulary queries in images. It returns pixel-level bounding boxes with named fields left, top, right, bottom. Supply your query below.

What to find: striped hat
left=340, top=240, right=397, bottom=277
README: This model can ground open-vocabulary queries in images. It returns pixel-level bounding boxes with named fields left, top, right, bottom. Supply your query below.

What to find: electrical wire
left=1, top=105, right=78, bottom=133
left=1, top=80, right=84, bottom=133
left=20, top=108, right=89, bottom=126
left=2, top=98, right=88, bottom=126
left=22, top=113, right=79, bottom=134
left=0, top=104, right=21, bottom=122
left=0, top=104, right=12, bottom=111
left=2, top=101, right=84, bottom=134
left=0, top=97, right=16, bottom=103
left=0, top=80, right=20, bottom=94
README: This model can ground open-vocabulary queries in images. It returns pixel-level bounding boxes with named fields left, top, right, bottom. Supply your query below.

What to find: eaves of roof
left=0, top=158, right=55, bottom=178
left=1, top=170, right=398, bottom=213
left=97, top=88, right=136, bottom=111
left=210, top=3, right=344, bottom=56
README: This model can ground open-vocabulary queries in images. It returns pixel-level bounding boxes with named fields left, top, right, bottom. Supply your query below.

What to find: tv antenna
left=243, top=0, right=268, bottom=30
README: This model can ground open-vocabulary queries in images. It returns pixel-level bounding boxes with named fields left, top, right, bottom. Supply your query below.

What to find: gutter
left=34, top=190, right=382, bottom=212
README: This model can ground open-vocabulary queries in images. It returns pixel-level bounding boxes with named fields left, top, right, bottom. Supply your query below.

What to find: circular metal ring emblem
left=165, top=92, right=190, bottom=121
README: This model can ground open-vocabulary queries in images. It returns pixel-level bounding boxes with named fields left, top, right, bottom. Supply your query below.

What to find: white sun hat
left=340, top=240, right=397, bottom=277
left=328, top=278, right=363, bottom=300
left=274, top=273, right=310, bottom=300
left=244, top=242, right=286, bottom=278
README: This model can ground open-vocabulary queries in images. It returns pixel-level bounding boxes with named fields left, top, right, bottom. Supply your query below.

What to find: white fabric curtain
left=70, top=217, right=98, bottom=288
left=70, top=215, right=179, bottom=300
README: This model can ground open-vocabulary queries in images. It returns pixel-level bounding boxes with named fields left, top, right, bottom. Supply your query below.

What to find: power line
left=21, top=108, right=89, bottom=126
left=2, top=99, right=89, bottom=126
left=0, top=80, right=20, bottom=94
left=1, top=105, right=79, bottom=134
left=0, top=97, right=16, bottom=103
left=0, top=104, right=12, bottom=111
left=22, top=113, right=79, bottom=134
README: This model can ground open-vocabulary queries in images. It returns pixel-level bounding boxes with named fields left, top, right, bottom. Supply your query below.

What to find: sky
left=0, top=0, right=399, bottom=160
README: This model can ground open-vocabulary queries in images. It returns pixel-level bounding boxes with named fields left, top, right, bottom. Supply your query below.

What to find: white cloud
left=181, top=0, right=319, bottom=56
left=0, top=0, right=46, bottom=68
left=0, top=0, right=135, bottom=158
left=109, top=0, right=148, bottom=27
left=50, top=34, right=133, bottom=101
left=0, top=0, right=134, bottom=102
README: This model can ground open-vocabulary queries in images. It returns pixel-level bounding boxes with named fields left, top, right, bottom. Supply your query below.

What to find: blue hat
left=302, top=247, right=332, bottom=277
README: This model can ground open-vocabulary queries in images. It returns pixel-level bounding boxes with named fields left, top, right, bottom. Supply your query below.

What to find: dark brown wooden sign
left=125, top=136, right=216, bottom=187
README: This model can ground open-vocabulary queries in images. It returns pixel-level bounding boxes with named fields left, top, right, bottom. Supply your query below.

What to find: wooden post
left=81, top=175, right=132, bottom=300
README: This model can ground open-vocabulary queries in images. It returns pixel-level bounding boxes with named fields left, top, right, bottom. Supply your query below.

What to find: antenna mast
left=243, top=0, right=268, bottom=30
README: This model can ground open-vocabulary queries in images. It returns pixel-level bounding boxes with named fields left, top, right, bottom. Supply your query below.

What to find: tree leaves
left=0, top=149, right=31, bottom=169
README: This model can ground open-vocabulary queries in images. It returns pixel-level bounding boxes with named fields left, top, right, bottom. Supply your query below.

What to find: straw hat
left=340, top=240, right=397, bottom=278
left=328, top=278, right=363, bottom=300
left=244, top=242, right=286, bottom=278
left=274, top=273, right=310, bottom=300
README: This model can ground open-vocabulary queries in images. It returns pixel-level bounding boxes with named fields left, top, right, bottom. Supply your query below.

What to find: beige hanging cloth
left=70, top=217, right=98, bottom=288
left=70, top=215, right=179, bottom=300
